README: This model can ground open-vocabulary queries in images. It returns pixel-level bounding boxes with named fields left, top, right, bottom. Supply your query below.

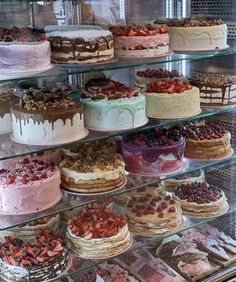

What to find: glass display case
left=0, top=0, right=236, bottom=281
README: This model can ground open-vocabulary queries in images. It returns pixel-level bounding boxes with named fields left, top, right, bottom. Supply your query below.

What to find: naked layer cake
left=0, top=231, right=70, bottom=282
left=0, top=158, right=61, bottom=215
left=66, top=208, right=132, bottom=259
left=135, top=68, right=180, bottom=87
left=11, top=86, right=85, bottom=145
left=0, top=27, right=51, bottom=75
left=155, top=17, right=228, bottom=52
left=174, top=182, right=229, bottom=217
left=121, top=128, right=186, bottom=176
left=144, top=79, right=201, bottom=119
left=109, top=24, right=169, bottom=58
left=0, top=90, right=19, bottom=134
left=180, top=123, right=233, bottom=160
left=60, top=152, right=126, bottom=194
left=81, top=78, right=146, bottom=131
left=46, top=25, right=114, bottom=64
left=189, top=72, right=236, bottom=106
left=125, top=194, right=182, bottom=236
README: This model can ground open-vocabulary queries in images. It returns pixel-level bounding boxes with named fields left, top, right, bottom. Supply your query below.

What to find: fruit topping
left=0, top=231, right=64, bottom=268
left=0, top=27, right=46, bottom=42
left=137, top=68, right=180, bottom=79
left=83, top=78, right=139, bottom=100
left=68, top=208, right=126, bottom=239
left=180, top=123, right=228, bottom=141
left=146, top=79, right=192, bottom=94
left=175, top=182, right=223, bottom=204
left=109, top=24, right=168, bottom=37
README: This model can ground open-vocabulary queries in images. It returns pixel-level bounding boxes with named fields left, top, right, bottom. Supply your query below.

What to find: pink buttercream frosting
left=114, top=33, right=169, bottom=50
left=0, top=158, right=61, bottom=215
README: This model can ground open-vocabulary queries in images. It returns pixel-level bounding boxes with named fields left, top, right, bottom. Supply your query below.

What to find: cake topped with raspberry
left=137, top=68, right=180, bottom=79
left=82, top=78, right=139, bottom=100
left=0, top=26, right=46, bottom=42
left=67, top=208, right=132, bottom=259
left=174, top=182, right=228, bottom=218
left=109, top=24, right=167, bottom=36
left=146, top=79, right=193, bottom=94
left=155, top=17, right=224, bottom=27
left=125, top=194, right=182, bottom=236
left=0, top=230, right=70, bottom=281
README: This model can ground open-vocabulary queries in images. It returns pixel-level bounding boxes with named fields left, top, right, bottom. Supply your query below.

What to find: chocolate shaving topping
left=189, top=72, right=236, bottom=87
left=155, top=17, right=224, bottom=27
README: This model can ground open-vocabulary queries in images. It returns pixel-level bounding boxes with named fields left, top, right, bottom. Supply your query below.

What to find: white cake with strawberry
left=109, top=24, right=169, bottom=58
left=144, top=79, right=201, bottom=119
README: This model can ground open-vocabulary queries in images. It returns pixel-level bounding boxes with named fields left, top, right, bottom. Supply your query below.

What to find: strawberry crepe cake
left=144, top=79, right=201, bottom=119
left=0, top=230, right=70, bottom=282
left=109, top=24, right=169, bottom=58
left=80, top=78, right=146, bottom=131
left=66, top=208, right=132, bottom=259
left=0, top=158, right=61, bottom=215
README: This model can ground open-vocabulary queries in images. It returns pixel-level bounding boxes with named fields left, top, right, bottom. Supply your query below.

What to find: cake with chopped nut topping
left=60, top=151, right=126, bottom=193
left=11, top=85, right=85, bottom=145
left=155, top=17, right=228, bottom=52
left=0, top=90, right=19, bottom=134
left=0, top=230, right=70, bottom=282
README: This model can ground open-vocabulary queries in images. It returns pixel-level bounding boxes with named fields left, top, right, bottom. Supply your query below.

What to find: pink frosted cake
left=0, top=158, right=61, bottom=215
left=0, top=27, right=51, bottom=76
left=121, top=128, right=186, bottom=176
left=109, top=25, right=169, bottom=58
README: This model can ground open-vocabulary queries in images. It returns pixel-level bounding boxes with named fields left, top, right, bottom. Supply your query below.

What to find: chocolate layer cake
left=189, top=72, right=236, bottom=106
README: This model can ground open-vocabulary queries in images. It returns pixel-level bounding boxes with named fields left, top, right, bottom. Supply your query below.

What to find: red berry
left=0, top=169, right=7, bottom=173
left=212, top=197, right=217, bottom=202
left=6, top=176, right=15, bottom=185
left=170, top=199, right=176, bottom=204
left=22, top=158, right=30, bottom=164
left=161, top=202, right=168, bottom=209
left=157, top=207, right=163, bottom=212
left=169, top=207, right=176, bottom=212
left=158, top=212, right=164, bottom=218
left=187, top=197, right=193, bottom=202
left=199, top=198, right=206, bottom=204
left=20, top=177, right=28, bottom=184
left=164, top=195, right=171, bottom=201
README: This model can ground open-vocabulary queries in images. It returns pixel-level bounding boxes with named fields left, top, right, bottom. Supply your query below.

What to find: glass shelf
left=1, top=105, right=236, bottom=161
left=0, top=44, right=235, bottom=84
left=1, top=143, right=236, bottom=230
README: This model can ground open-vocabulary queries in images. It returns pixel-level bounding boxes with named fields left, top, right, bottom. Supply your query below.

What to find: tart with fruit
left=11, top=85, right=85, bottom=145
left=121, top=128, right=185, bottom=176
left=135, top=68, right=180, bottom=88
left=180, top=123, right=233, bottom=160
left=0, top=158, right=61, bottom=215
left=80, top=78, right=146, bottom=131
left=124, top=194, right=183, bottom=236
left=174, top=182, right=229, bottom=218
left=0, top=230, right=70, bottom=282
left=163, top=170, right=205, bottom=192
left=0, top=91, right=19, bottom=134
left=66, top=208, right=132, bottom=259
left=143, top=79, right=201, bottom=119
left=0, top=215, right=60, bottom=242
left=109, top=24, right=169, bottom=58
left=60, top=151, right=126, bottom=194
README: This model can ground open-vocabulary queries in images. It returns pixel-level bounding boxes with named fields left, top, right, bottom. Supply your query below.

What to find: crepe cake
left=60, top=151, right=126, bottom=194
left=180, top=123, right=233, bottom=160
left=0, top=230, right=70, bottom=282
left=114, top=182, right=164, bottom=206
left=163, top=169, right=205, bottom=192
left=0, top=215, right=60, bottom=243
left=0, top=90, right=19, bottom=134
left=181, top=228, right=230, bottom=261
left=174, top=181, right=229, bottom=218
left=124, top=194, right=183, bottom=236
left=157, top=235, right=212, bottom=278
left=66, top=208, right=132, bottom=259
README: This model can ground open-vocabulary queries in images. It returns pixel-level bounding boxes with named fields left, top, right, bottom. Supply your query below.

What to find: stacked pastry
left=124, top=194, right=182, bottom=236
left=174, top=182, right=228, bottom=218
left=180, top=123, right=233, bottom=160
left=66, top=208, right=132, bottom=259
left=60, top=151, right=126, bottom=194
left=0, top=215, right=60, bottom=242
left=163, top=169, right=205, bottom=192
left=0, top=231, right=70, bottom=282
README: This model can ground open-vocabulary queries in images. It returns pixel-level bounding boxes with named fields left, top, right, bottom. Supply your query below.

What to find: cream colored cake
left=144, top=79, right=200, bottom=119
left=66, top=208, right=132, bottom=259
left=125, top=194, right=183, bottom=236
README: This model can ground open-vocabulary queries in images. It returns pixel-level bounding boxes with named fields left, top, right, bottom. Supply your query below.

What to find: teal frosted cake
left=80, top=79, right=146, bottom=130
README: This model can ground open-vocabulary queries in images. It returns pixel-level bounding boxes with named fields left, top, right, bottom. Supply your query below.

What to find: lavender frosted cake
left=0, top=27, right=51, bottom=75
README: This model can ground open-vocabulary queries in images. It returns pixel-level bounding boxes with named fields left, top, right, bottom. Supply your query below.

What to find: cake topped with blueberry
left=174, top=181, right=228, bottom=218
